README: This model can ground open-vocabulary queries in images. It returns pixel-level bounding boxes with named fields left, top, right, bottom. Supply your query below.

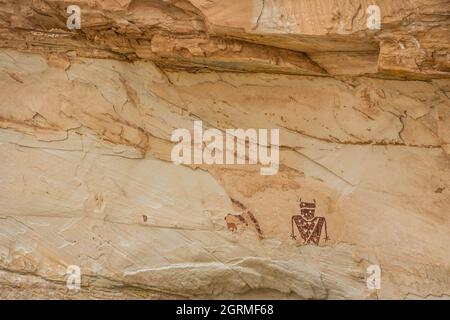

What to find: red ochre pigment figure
left=225, top=211, right=264, bottom=239
left=291, top=199, right=329, bottom=245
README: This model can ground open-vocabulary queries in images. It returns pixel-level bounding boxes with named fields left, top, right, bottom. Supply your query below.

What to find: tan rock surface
left=0, top=1, right=449, bottom=299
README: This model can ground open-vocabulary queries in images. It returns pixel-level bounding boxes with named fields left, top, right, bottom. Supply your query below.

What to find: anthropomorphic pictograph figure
left=291, top=199, right=329, bottom=245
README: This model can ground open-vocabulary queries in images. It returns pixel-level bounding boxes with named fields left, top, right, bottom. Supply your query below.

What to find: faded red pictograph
left=225, top=211, right=264, bottom=239
left=291, top=199, right=329, bottom=245
left=224, top=198, right=264, bottom=239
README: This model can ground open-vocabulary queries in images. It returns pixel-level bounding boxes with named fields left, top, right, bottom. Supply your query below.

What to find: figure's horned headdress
left=297, top=198, right=316, bottom=220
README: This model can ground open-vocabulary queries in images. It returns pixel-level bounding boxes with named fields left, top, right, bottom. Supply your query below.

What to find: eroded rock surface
left=0, top=0, right=449, bottom=299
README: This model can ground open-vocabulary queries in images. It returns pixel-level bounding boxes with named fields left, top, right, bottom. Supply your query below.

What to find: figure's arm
left=323, top=218, right=329, bottom=241
left=291, top=216, right=297, bottom=240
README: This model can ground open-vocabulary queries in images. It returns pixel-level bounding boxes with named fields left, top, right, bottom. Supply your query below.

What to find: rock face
left=0, top=0, right=449, bottom=299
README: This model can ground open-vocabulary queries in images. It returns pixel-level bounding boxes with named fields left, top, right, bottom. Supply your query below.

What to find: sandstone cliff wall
left=0, top=0, right=449, bottom=299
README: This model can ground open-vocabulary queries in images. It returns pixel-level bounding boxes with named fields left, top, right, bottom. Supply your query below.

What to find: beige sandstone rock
left=0, top=1, right=449, bottom=299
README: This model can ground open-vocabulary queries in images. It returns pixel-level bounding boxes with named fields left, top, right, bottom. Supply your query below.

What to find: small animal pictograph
left=291, top=199, right=329, bottom=245
left=225, top=211, right=264, bottom=239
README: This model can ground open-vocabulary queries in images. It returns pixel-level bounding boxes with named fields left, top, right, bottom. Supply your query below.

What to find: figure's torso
left=293, top=216, right=324, bottom=245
